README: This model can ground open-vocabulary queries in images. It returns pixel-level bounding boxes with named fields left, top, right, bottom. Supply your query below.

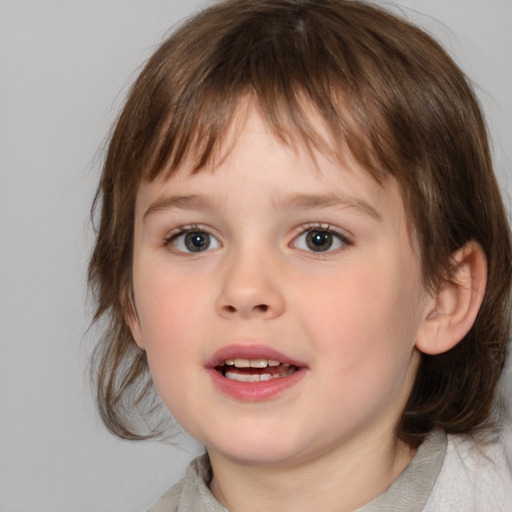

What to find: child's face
left=129, top=108, right=432, bottom=467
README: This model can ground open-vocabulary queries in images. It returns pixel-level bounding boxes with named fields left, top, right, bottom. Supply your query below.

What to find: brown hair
left=88, top=0, right=512, bottom=444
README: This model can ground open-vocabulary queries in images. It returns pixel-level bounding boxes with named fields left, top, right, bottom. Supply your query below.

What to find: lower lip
left=207, top=367, right=307, bottom=401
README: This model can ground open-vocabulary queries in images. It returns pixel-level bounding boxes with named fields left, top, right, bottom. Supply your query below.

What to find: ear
left=415, top=241, right=487, bottom=355
left=123, top=289, right=145, bottom=350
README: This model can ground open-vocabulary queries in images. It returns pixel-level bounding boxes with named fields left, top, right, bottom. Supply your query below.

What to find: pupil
left=185, top=232, right=209, bottom=252
left=307, top=230, right=332, bottom=251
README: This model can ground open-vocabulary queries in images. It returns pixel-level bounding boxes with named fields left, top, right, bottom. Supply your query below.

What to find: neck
left=208, top=429, right=416, bottom=512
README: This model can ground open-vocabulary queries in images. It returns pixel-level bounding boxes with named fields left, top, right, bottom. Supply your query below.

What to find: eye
left=167, top=228, right=221, bottom=253
left=293, top=226, right=348, bottom=253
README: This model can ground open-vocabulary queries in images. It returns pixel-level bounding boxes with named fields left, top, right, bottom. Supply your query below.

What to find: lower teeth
left=224, top=367, right=296, bottom=382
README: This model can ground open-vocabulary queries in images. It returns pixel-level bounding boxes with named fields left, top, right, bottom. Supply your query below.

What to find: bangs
left=124, top=0, right=407, bottom=184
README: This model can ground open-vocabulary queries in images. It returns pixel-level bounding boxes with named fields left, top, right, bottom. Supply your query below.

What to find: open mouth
left=208, top=347, right=306, bottom=400
left=215, top=358, right=299, bottom=382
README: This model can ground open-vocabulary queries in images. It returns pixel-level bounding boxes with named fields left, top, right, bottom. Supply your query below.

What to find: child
left=88, top=0, right=512, bottom=510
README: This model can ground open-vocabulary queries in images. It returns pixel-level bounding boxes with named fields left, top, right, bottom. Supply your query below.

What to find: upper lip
left=206, top=344, right=305, bottom=368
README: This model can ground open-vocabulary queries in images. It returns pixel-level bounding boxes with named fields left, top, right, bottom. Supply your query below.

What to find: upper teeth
left=224, top=358, right=287, bottom=368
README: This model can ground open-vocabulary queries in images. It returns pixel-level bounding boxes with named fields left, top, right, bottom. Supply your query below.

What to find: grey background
left=1, top=1, right=511, bottom=511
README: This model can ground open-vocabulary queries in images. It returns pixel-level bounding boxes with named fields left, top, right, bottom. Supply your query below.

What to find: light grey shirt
left=147, top=429, right=512, bottom=511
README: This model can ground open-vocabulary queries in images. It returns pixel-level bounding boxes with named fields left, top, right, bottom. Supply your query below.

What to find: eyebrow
left=273, top=193, right=382, bottom=221
left=143, top=194, right=216, bottom=222
left=143, top=192, right=382, bottom=222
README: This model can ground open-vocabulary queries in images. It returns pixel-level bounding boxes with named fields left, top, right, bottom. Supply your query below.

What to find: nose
left=215, top=251, right=285, bottom=320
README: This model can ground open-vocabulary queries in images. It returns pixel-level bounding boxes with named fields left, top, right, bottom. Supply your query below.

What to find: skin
left=128, top=108, right=484, bottom=511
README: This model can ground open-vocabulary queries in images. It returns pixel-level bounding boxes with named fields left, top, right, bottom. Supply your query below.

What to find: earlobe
left=415, top=241, right=487, bottom=356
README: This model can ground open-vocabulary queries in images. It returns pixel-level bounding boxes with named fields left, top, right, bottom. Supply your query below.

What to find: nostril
left=219, top=303, right=273, bottom=316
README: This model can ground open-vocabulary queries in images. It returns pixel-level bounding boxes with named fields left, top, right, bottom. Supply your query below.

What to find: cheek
left=135, top=257, right=213, bottom=333
left=133, top=264, right=213, bottom=387
left=297, top=255, right=422, bottom=367
left=296, top=264, right=422, bottom=424
left=135, top=279, right=207, bottom=424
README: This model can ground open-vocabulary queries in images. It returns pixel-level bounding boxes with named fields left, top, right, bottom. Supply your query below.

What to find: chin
left=204, top=427, right=312, bottom=467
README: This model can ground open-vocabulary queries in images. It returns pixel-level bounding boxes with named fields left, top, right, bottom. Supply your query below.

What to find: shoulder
left=145, top=479, right=185, bottom=512
left=145, top=454, right=228, bottom=512
left=424, top=431, right=512, bottom=511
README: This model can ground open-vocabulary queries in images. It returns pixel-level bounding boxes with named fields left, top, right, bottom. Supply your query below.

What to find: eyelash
left=163, top=223, right=352, bottom=255
left=163, top=224, right=221, bottom=254
left=291, top=223, right=352, bottom=254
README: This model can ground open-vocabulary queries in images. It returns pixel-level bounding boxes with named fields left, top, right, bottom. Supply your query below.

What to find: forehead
left=136, top=107, right=407, bottom=235
left=144, top=89, right=389, bottom=183
left=147, top=98, right=385, bottom=188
